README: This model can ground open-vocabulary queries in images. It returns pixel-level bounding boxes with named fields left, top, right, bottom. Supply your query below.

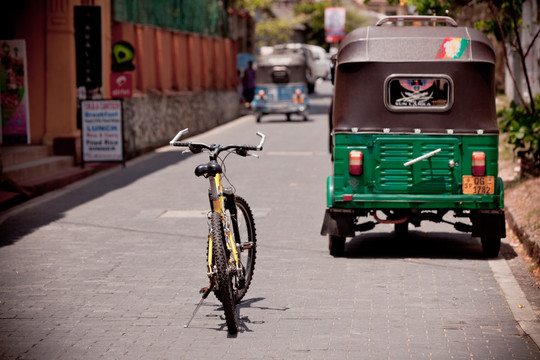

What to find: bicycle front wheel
left=210, top=212, right=238, bottom=334
left=230, top=195, right=257, bottom=302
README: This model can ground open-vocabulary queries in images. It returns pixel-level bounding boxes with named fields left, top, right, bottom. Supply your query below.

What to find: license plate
left=462, top=176, right=495, bottom=195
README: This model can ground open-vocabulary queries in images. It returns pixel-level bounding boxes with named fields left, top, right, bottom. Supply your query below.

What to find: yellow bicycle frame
left=207, top=173, right=240, bottom=276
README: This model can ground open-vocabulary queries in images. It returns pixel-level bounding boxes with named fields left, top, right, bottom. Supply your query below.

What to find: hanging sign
left=112, top=41, right=135, bottom=72
left=110, top=73, right=132, bottom=98
left=81, top=100, right=124, bottom=163
left=325, top=7, right=346, bottom=43
left=75, top=6, right=102, bottom=90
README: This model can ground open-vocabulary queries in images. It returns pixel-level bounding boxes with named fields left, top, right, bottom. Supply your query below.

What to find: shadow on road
left=342, top=230, right=517, bottom=260
left=0, top=150, right=184, bottom=247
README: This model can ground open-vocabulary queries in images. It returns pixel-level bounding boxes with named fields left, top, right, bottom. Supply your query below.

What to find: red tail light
left=472, top=151, right=485, bottom=176
left=349, top=151, right=363, bottom=176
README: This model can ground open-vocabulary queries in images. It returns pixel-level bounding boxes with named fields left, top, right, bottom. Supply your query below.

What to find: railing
left=112, top=0, right=228, bottom=37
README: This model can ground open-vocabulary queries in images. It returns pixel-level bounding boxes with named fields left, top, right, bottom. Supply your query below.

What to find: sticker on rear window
left=384, top=75, right=453, bottom=112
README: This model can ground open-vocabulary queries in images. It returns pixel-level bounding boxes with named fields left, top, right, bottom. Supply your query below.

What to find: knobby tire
left=232, top=195, right=257, bottom=302
left=210, top=212, right=238, bottom=334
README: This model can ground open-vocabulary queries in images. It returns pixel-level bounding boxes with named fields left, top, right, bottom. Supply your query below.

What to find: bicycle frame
left=207, top=172, right=240, bottom=278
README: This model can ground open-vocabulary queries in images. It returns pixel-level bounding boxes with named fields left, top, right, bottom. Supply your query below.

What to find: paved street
left=1, top=81, right=540, bottom=359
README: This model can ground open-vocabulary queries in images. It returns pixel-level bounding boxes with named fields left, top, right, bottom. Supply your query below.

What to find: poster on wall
left=81, top=100, right=124, bottom=164
left=0, top=39, right=31, bottom=144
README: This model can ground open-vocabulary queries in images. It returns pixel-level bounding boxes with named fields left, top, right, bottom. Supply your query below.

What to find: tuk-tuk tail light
left=349, top=151, right=363, bottom=176
left=472, top=151, right=486, bottom=176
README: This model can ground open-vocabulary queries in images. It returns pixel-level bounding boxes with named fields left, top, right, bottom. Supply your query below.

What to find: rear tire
left=210, top=212, right=238, bottom=334
left=230, top=196, right=257, bottom=302
left=395, top=222, right=409, bottom=238
left=481, top=237, right=501, bottom=258
left=329, top=235, right=345, bottom=257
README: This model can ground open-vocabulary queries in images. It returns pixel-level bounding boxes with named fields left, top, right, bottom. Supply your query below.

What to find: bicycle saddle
left=194, top=162, right=223, bottom=177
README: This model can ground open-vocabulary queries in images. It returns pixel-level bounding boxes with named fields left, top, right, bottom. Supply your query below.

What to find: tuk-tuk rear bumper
left=332, top=193, right=502, bottom=208
left=322, top=177, right=506, bottom=238
left=327, top=175, right=505, bottom=209
left=253, top=103, right=307, bottom=114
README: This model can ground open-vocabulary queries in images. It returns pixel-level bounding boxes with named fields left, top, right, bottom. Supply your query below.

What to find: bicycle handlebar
left=169, top=128, right=266, bottom=157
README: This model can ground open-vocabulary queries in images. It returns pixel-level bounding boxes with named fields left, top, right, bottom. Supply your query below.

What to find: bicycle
left=170, top=128, right=265, bottom=334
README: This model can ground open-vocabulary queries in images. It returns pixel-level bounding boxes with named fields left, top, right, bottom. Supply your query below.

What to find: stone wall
left=121, top=90, right=240, bottom=158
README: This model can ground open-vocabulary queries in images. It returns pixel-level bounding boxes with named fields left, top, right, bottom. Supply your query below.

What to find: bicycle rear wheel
left=230, top=196, right=257, bottom=302
left=210, top=212, right=238, bottom=334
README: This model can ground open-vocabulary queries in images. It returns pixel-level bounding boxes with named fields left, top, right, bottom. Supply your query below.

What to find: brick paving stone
left=1, top=107, right=540, bottom=359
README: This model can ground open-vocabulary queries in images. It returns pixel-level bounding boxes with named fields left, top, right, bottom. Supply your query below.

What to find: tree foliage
left=499, top=95, right=540, bottom=175
left=294, top=1, right=369, bottom=49
left=386, top=0, right=454, bottom=16
left=231, top=0, right=368, bottom=50
left=255, top=18, right=294, bottom=47
left=228, top=0, right=272, bottom=12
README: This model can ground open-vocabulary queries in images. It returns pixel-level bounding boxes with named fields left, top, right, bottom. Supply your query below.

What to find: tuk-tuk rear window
left=385, top=75, right=453, bottom=112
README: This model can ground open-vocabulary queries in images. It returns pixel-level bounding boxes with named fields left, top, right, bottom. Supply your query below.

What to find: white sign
left=81, top=100, right=123, bottom=162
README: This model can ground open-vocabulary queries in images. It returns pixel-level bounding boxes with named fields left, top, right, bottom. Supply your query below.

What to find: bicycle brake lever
left=248, top=153, right=259, bottom=159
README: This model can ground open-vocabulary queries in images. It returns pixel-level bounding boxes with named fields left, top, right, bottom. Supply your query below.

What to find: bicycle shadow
left=197, top=297, right=288, bottom=335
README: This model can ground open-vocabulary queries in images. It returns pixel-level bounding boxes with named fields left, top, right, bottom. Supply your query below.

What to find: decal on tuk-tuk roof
left=436, top=37, right=470, bottom=59
left=385, top=75, right=453, bottom=112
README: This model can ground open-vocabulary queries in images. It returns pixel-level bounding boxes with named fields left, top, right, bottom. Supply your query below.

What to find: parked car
left=306, top=44, right=330, bottom=81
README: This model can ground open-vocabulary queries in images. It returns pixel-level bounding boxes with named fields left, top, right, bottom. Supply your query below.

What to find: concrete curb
left=489, top=258, right=540, bottom=347
left=506, top=206, right=540, bottom=266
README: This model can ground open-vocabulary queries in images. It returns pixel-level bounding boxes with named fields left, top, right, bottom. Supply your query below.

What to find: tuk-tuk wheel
left=303, top=114, right=309, bottom=121
left=329, top=235, right=345, bottom=257
left=286, top=113, right=291, bottom=121
left=394, top=222, right=409, bottom=238
left=256, top=112, right=262, bottom=123
left=481, top=237, right=501, bottom=258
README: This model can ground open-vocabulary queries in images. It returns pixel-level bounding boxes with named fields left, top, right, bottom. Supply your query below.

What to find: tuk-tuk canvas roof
left=338, top=26, right=495, bottom=64
left=332, top=23, right=498, bottom=134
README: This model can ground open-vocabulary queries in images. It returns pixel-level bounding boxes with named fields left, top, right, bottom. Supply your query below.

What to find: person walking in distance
left=242, top=61, right=256, bottom=107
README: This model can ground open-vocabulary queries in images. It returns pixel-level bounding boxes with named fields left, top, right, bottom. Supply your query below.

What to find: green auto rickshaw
left=321, top=16, right=506, bottom=258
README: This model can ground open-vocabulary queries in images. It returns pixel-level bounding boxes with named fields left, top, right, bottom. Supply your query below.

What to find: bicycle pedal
left=199, top=287, right=209, bottom=294
left=241, top=241, right=254, bottom=250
